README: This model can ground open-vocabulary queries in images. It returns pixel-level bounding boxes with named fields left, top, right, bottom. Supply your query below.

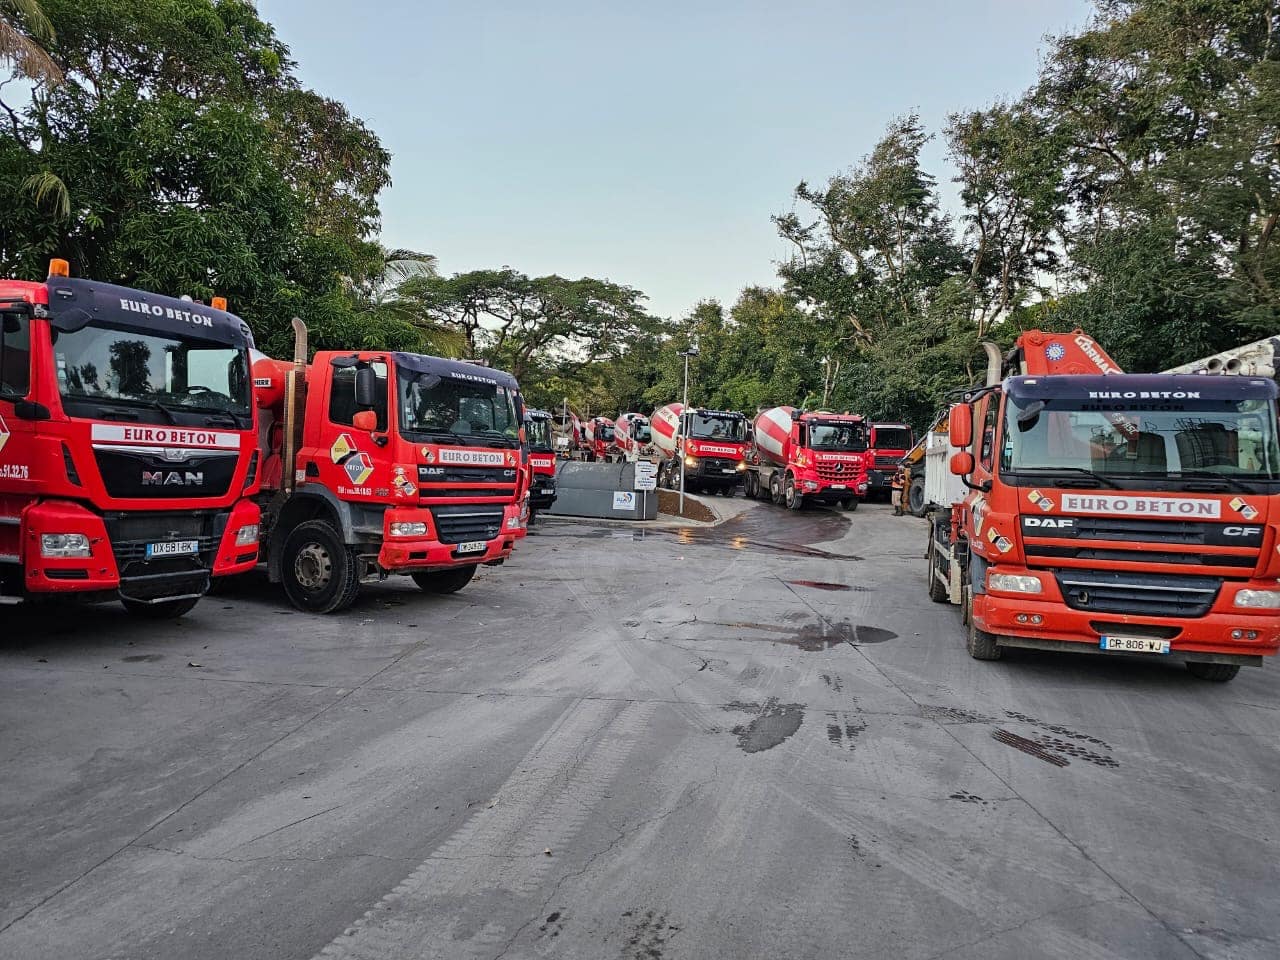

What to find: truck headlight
left=988, top=573, right=1042, bottom=594
left=389, top=521, right=428, bottom=537
left=1234, top=589, right=1280, bottom=608
left=684, top=455, right=697, bottom=468
left=41, top=533, right=91, bottom=558
left=234, top=523, right=260, bottom=546
left=736, top=461, right=747, bottom=471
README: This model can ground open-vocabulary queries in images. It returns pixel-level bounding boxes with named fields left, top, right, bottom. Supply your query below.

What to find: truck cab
left=0, top=263, right=260, bottom=617
left=670, top=408, right=748, bottom=495
left=254, top=341, right=526, bottom=613
left=524, top=408, right=558, bottom=521
left=866, top=422, right=914, bottom=499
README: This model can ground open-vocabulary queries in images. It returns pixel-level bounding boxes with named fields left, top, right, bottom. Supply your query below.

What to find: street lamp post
left=678, top=346, right=699, bottom=514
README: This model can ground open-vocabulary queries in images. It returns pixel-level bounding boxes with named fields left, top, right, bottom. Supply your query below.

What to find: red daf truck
left=650, top=403, right=748, bottom=495
left=929, top=329, right=1280, bottom=681
left=744, top=406, right=869, bottom=510
left=865, top=422, right=914, bottom=500
left=0, top=261, right=261, bottom=616
left=524, top=407, right=558, bottom=521
left=252, top=320, right=526, bottom=613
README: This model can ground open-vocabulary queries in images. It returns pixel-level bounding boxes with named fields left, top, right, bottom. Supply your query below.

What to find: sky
left=261, top=0, right=1095, bottom=320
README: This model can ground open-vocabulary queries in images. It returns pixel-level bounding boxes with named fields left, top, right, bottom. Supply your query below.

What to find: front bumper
left=974, top=570, right=1280, bottom=659
left=529, top=476, right=557, bottom=509
left=377, top=504, right=522, bottom=572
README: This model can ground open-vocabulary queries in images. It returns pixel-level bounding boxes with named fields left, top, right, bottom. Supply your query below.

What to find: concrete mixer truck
left=583, top=416, right=615, bottom=462
left=744, top=407, right=870, bottom=510
left=614, top=412, right=654, bottom=462
left=650, top=403, right=749, bottom=495
left=249, top=318, right=527, bottom=613
left=524, top=407, right=558, bottom=521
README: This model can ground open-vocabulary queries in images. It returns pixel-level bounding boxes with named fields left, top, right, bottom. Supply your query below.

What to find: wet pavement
left=1, top=501, right=1278, bottom=959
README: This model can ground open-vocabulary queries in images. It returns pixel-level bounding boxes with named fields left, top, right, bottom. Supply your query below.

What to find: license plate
left=1101, top=635, right=1170, bottom=654
left=722, top=468, right=737, bottom=474
left=456, top=540, right=487, bottom=554
left=830, top=483, right=847, bottom=490
left=146, top=540, right=198, bottom=558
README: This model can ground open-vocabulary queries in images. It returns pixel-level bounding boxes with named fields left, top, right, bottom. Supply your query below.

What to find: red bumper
left=22, top=500, right=120, bottom=594
left=974, top=570, right=1280, bottom=659
left=376, top=504, right=523, bottom=572
left=212, top=498, right=261, bottom=577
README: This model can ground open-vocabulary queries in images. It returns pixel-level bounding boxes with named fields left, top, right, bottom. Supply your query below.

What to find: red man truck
left=865, top=422, right=914, bottom=500
left=650, top=403, right=748, bottom=495
left=0, top=260, right=261, bottom=616
left=251, top=319, right=526, bottom=613
left=744, top=407, right=869, bottom=510
left=929, top=329, right=1280, bottom=682
left=524, top=407, right=558, bottom=522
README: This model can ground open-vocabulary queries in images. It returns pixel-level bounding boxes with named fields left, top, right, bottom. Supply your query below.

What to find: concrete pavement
left=1, top=502, right=1277, bottom=959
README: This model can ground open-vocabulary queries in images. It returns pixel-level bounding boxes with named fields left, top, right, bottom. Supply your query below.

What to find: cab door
left=1, top=303, right=39, bottom=562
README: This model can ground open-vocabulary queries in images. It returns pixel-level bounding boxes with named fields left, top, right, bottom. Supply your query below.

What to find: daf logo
left=1223, top=526, right=1262, bottom=537
left=1024, top=517, right=1074, bottom=529
left=142, top=470, right=204, bottom=486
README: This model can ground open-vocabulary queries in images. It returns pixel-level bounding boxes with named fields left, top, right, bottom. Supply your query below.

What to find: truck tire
left=840, top=498, right=858, bottom=512
left=784, top=476, right=803, bottom=511
left=281, top=519, right=361, bottom=614
left=769, top=473, right=783, bottom=505
left=1185, top=661, right=1240, bottom=682
left=744, top=472, right=758, bottom=499
left=965, top=597, right=1002, bottom=660
left=121, top=596, right=200, bottom=619
left=926, top=537, right=949, bottom=604
left=412, top=564, right=477, bottom=594
left=908, top=477, right=926, bottom=517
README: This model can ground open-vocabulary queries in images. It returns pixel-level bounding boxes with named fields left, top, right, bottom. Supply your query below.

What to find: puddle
left=787, top=579, right=859, bottom=592
left=121, top=654, right=163, bottom=663
left=700, top=618, right=897, bottom=651
left=724, top=698, right=805, bottom=753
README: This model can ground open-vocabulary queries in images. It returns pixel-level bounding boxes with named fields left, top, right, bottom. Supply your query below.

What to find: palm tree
left=1, top=0, right=63, bottom=84
left=351, top=247, right=465, bottom=356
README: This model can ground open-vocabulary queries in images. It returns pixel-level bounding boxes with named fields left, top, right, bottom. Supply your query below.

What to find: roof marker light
left=48, top=258, right=70, bottom=277
left=211, top=296, right=227, bottom=311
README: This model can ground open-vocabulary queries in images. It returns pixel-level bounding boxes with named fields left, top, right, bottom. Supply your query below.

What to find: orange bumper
left=212, top=498, right=261, bottom=577
left=376, top=504, right=522, bottom=572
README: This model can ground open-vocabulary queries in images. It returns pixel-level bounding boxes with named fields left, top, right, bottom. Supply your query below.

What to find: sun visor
left=46, top=277, right=252, bottom=347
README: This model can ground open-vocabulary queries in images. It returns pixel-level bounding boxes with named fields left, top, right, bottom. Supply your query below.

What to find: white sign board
left=634, top=461, right=658, bottom=491
left=612, top=491, right=637, bottom=511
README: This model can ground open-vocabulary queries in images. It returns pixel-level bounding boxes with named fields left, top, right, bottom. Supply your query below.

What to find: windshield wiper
left=1170, top=470, right=1260, bottom=494
left=1014, top=467, right=1121, bottom=489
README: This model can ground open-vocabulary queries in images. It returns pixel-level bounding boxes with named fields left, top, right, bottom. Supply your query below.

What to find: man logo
left=1024, top=516, right=1074, bottom=529
left=142, top=470, right=204, bottom=486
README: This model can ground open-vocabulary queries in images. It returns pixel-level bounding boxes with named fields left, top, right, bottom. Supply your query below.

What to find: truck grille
left=874, top=455, right=901, bottom=469
left=1026, top=544, right=1255, bottom=569
left=1055, top=570, right=1222, bottom=618
left=418, top=465, right=517, bottom=500
left=1070, top=516, right=1224, bottom=544
left=429, top=505, right=505, bottom=544
left=816, top=462, right=859, bottom=482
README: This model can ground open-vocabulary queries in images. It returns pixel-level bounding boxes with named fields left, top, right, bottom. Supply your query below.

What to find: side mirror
left=352, top=409, right=377, bottom=432
left=354, top=366, right=377, bottom=409
left=950, top=451, right=974, bottom=476
left=949, top=403, right=973, bottom=448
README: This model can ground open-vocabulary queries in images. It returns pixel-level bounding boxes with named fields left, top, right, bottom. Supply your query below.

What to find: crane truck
left=743, top=407, right=869, bottom=510
left=524, top=407, right=558, bottom=522
left=928, top=329, right=1280, bottom=682
left=651, top=403, right=748, bottom=495
left=251, top=319, right=527, bottom=613
left=0, top=261, right=261, bottom=617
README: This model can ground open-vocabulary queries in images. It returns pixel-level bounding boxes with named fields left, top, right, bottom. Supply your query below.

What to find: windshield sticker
left=1229, top=496, right=1259, bottom=521
left=331, top=433, right=356, bottom=463
left=1060, top=494, right=1221, bottom=518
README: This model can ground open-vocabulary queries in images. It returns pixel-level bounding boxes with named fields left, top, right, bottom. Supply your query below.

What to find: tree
left=1, top=0, right=62, bottom=83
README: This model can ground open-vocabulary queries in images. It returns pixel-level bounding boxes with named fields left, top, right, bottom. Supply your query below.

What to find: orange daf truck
left=928, top=330, right=1280, bottom=682
left=251, top=320, right=527, bottom=613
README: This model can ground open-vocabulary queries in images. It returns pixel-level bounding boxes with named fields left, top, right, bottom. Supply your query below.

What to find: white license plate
left=721, top=468, right=737, bottom=474
left=456, top=540, right=487, bottom=554
left=147, top=540, right=198, bottom=558
left=1101, top=635, right=1170, bottom=654
left=830, top=483, right=847, bottom=490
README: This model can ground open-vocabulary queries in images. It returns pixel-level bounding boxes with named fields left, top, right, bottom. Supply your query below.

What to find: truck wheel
left=1186, top=661, right=1240, bottom=682
left=926, top=536, right=949, bottom=604
left=769, top=473, right=783, bottom=505
left=744, top=473, right=757, bottom=499
left=841, top=498, right=859, bottom=512
left=412, top=565, right=477, bottom=594
left=121, top=596, right=200, bottom=619
left=908, top=477, right=926, bottom=517
left=281, top=520, right=361, bottom=614
left=964, top=595, right=1002, bottom=660
left=784, top=476, right=803, bottom=511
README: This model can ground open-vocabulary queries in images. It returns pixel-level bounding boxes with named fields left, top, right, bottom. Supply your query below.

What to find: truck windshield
left=873, top=427, right=912, bottom=450
left=810, top=421, right=867, bottom=451
left=56, top=322, right=250, bottom=418
left=1001, top=395, right=1280, bottom=480
left=598, top=425, right=615, bottom=441
left=399, top=367, right=520, bottom=447
left=689, top=414, right=746, bottom=441
left=527, top=417, right=553, bottom=450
